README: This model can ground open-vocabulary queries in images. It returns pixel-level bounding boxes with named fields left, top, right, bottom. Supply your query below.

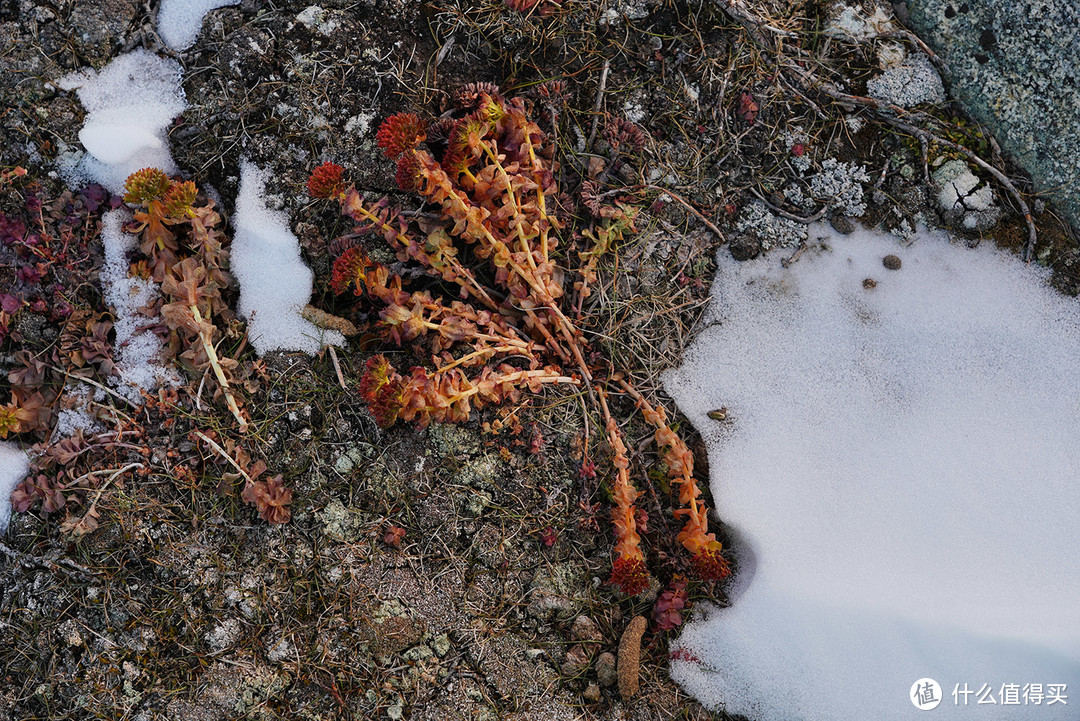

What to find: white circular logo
left=911, top=678, right=942, bottom=710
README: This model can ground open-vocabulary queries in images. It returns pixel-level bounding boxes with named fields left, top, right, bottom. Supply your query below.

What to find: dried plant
left=313, top=87, right=729, bottom=591
left=123, top=169, right=247, bottom=431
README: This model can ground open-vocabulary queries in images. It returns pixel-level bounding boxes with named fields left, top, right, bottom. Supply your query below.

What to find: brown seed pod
left=617, top=615, right=648, bottom=700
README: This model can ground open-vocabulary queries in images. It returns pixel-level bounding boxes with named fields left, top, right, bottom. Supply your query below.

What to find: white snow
left=101, top=209, right=180, bottom=404
left=231, top=160, right=344, bottom=356
left=664, top=223, right=1080, bottom=719
left=158, top=0, right=241, bottom=50
left=52, top=384, right=103, bottom=439
left=0, top=443, right=30, bottom=534
left=56, top=49, right=186, bottom=194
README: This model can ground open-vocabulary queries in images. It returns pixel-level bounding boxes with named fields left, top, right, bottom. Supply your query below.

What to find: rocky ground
left=1, top=0, right=1078, bottom=719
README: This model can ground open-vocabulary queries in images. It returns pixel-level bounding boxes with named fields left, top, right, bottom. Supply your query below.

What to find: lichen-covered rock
left=909, top=0, right=1080, bottom=230
left=932, top=158, right=1003, bottom=231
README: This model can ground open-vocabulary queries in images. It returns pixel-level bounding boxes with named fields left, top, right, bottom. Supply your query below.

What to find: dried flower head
left=395, top=152, right=423, bottom=193
left=123, top=167, right=172, bottom=205
left=603, top=116, right=648, bottom=154
left=454, top=82, right=503, bottom=111
left=307, top=161, right=347, bottom=199
left=609, top=554, right=650, bottom=596
left=162, top=180, right=197, bottom=218
left=359, top=355, right=405, bottom=426
left=330, top=246, right=373, bottom=295
left=376, top=113, right=427, bottom=161
left=689, top=544, right=731, bottom=582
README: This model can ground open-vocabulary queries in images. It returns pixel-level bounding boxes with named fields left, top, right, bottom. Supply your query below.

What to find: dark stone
left=863, top=278, right=878, bottom=289
left=729, top=233, right=762, bottom=261
left=883, top=255, right=902, bottom=270
left=829, top=215, right=856, bottom=235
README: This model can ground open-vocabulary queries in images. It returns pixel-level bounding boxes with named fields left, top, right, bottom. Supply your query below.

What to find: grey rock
left=932, top=159, right=1002, bottom=231
left=68, top=0, right=139, bottom=67
left=729, top=233, right=762, bottom=262
left=909, top=0, right=1080, bottom=230
left=570, top=615, right=603, bottom=643
left=595, top=652, right=618, bottom=687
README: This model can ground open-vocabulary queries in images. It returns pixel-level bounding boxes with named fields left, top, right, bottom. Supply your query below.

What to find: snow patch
left=52, top=384, right=103, bottom=439
left=231, top=160, right=344, bottom=356
left=57, top=50, right=186, bottom=194
left=665, top=223, right=1080, bottom=719
left=101, top=210, right=180, bottom=404
left=0, top=443, right=30, bottom=534
left=159, top=0, right=241, bottom=50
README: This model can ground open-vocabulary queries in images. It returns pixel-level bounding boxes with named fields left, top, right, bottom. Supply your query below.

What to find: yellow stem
left=192, top=305, right=247, bottom=432
left=353, top=203, right=499, bottom=311
left=482, top=141, right=538, bottom=271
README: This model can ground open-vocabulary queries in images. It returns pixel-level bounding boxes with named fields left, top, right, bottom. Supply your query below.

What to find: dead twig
left=585, top=58, right=611, bottom=153
left=193, top=430, right=253, bottom=485
left=639, top=185, right=725, bottom=242
left=748, top=187, right=827, bottom=224
left=710, top=0, right=1039, bottom=262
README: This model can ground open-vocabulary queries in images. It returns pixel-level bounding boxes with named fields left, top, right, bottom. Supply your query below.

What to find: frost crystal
left=0, top=442, right=30, bottom=534
left=158, top=0, right=241, bottom=50
left=100, top=210, right=180, bottom=404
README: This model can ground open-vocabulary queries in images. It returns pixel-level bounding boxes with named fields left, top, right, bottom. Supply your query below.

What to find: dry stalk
left=191, top=305, right=247, bottom=432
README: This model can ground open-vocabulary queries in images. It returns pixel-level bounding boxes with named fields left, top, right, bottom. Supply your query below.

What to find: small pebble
left=830, top=215, right=856, bottom=235
left=596, top=651, right=618, bottom=687
left=561, top=644, right=590, bottom=676
left=883, top=254, right=902, bottom=270
left=863, top=278, right=877, bottom=289
left=583, top=683, right=602, bottom=702
left=571, top=615, right=603, bottom=643
left=729, top=233, right=762, bottom=262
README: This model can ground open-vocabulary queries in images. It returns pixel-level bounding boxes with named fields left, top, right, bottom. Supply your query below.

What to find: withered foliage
left=3, top=167, right=290, bottom=534
left=314, top=89, right=726, bottom=593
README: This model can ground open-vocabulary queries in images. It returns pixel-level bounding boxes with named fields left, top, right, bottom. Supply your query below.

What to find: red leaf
left=737, top=92, right=759, bottom=125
